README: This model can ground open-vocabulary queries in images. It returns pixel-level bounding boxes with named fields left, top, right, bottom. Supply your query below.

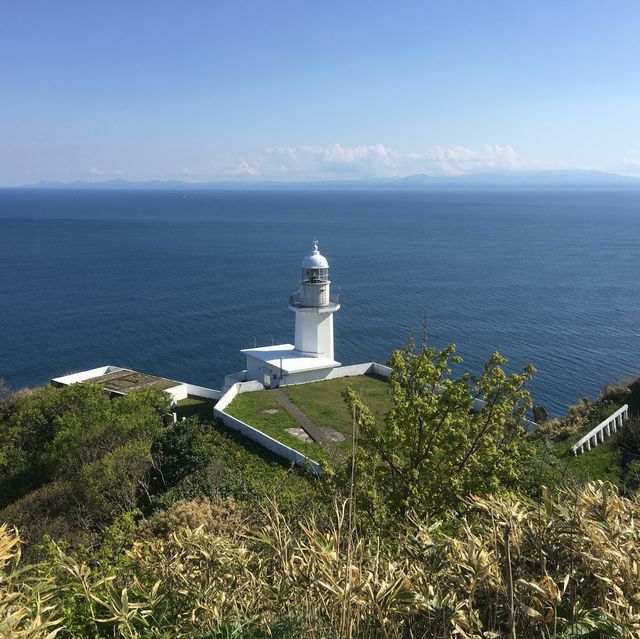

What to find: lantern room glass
left=303, top=267, right=329, bottom=283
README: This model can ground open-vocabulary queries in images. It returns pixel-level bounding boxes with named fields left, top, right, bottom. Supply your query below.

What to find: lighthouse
left=289, top=240, right=340, bottom=359
left=240, top=241, right=341, bottom=387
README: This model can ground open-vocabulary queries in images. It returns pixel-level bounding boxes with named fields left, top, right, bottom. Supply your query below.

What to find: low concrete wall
left=281, top=362, right=392, bottom=386
left=214, top=380, right=323, bottom=475
left=215, top=380, right=264, bottom=412
left=470, top=397, right=537, bottom=432
left=166, top=384, right=189, bottom=402
left=371, top=362, right=392, bottom=377
left=51, top=365, right=124, bottom=386
left=161, top=383, right=221, bottom=405
left=279, top=367, right=335, bottom=386
left=223, top=370, right=248, bottom=392
left=327, top=363, right=373, bottom=378
left=185, top=384, right=221, bottom=400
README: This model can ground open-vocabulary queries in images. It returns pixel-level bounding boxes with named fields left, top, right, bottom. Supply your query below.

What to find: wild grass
left=3, top=482, right=640, bottom=638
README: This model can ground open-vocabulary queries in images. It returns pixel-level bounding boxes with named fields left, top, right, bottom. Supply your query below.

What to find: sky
left=1, top=0, right=639, bottom=185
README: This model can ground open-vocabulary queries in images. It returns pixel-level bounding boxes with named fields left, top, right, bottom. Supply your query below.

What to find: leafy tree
left=343, top=341, right=534, bottom=520
left=46, top=386, right=169, bottom=479
left=79, top=438, right=155, bottom=523
left=152, top=417, right=214, bottom=489
left=0, top=383, right=170, bottom=533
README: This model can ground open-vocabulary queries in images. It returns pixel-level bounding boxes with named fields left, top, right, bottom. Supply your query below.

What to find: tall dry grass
left=0, top=524, right=61, bottom=638
left=1, top=483, right=639, bottom=638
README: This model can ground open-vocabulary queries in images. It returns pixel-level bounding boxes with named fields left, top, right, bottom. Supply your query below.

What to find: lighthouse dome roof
left=301, top=240, right=329, bottom=269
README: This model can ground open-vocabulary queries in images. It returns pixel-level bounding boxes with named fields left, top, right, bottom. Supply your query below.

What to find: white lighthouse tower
left=241, top=241, right=341, bottom=387
left=290, top=240, right=340, bottom=359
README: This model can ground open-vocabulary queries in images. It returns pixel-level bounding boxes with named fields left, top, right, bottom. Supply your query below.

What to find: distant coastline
left=6, top=169, right=640, bottom=191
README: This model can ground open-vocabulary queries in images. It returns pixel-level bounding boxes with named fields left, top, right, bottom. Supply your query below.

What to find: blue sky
left=1, top=1, right=639, bottom=185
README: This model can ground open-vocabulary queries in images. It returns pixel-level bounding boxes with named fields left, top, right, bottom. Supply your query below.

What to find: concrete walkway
left=270, top=388, right=339, bottom=455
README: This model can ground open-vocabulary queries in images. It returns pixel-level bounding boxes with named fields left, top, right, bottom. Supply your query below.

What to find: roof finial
left=312, top=239, right=319, bottom=253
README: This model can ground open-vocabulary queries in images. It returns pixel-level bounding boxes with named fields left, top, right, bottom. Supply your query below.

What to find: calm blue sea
left=1, top=188, right=639, bottom=415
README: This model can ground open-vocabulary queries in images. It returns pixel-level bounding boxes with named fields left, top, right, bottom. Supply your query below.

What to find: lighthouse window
left=304, top=268, right=328, bottom=283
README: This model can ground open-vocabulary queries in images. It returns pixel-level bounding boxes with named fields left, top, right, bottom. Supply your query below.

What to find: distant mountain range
left=12, top=170, right=640, bottom=190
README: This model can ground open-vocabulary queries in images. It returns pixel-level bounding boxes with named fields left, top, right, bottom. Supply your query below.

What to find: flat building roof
left=81, top=368, right=180, bottom=395
left=241, top=343, right=339, bottom=374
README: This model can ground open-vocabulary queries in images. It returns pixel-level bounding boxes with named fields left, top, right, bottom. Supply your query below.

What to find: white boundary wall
left=571, top=404, right=629, bottom=455
left=471, top=397, right=538, bottom=432
left=223, top=370, right=248, bottom=391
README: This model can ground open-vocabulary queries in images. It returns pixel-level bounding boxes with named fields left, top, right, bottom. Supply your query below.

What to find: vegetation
left=2, top=482, right=640, bottom=638
left=282, top=374, right=391, bottom=438
left=0, top=381, right=320, bottom=558
left=225, top=389, right=329, bottom=463
left=1, top=340, right=640, bottom=637
left=519, top=383, right=640, bottom=496
left=343, top=342, right=534, bottom=519
left=173, top=395, right=218, bottom=420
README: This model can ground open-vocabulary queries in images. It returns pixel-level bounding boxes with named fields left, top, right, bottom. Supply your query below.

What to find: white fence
left=571, top=404, right=629, bottom=455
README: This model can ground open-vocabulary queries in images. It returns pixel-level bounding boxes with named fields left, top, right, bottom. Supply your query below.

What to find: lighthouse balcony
left=289, top=291, right=340, bottom=311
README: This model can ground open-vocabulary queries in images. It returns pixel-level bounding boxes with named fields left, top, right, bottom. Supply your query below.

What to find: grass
left=225, top=375, right=391, bottom=464
left=174, top=396, right=218, bottom=421
left=225, top=390, right=329, bottom=464
left=553, top=436, right=622, bottom=484
left=282, top=374, right=392, bottom=439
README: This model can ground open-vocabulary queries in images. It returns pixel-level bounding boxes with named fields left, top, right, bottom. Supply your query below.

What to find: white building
left=241, top=241, right=341, bottom=386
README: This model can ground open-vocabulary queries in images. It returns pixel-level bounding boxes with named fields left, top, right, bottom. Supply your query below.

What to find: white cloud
left=229, top=143, right=523, bottom=180
left=428, top=144, right=521, bottom=176
left=613, top=151, right=640, bottom=177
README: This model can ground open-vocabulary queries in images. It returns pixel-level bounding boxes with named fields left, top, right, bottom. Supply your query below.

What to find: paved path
left=270, top=388, right=339, bottom=456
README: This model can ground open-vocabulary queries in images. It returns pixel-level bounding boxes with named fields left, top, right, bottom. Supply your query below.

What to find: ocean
left=1, top=188, right=639, bottom=416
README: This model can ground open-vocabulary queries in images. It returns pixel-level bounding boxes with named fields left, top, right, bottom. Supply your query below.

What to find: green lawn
left=282, top=374, right=392, bottom=439
left=224, top=375, right=391, bottom=463
left=225, top=390, right=329, bottom=464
